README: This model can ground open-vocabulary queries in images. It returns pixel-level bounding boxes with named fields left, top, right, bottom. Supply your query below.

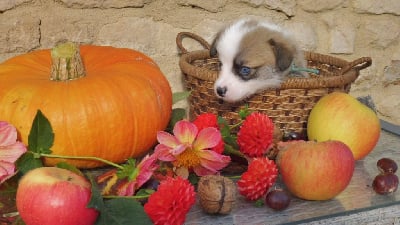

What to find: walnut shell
left=197, top=175, right=236, bottom=214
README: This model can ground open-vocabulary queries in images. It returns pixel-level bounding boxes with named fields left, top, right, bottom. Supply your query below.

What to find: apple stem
left=39, top=153, right=124, bottom=170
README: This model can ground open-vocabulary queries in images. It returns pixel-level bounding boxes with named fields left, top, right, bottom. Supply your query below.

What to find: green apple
left=307, top=92, right=380, bottom=160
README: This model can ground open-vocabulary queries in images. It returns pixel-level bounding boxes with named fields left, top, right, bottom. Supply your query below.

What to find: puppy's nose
left=216, top=86, right=227, bottom=97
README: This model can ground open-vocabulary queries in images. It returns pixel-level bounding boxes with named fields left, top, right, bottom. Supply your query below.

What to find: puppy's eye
left=239, top=66, right=251, bottom=76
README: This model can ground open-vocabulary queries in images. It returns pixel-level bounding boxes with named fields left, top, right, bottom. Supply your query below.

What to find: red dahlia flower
left=192, top=113, right=218, bottom=130
left=192, top=113, right=225, bottom=154
left=237, top=112, right=274, bottom=157
left=144, top=176, right=196, bottom=225
left=237, top=157, right=278, bottom=201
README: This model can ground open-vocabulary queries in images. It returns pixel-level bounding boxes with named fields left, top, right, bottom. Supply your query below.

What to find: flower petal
left=193, top=127, right=221, bottom=150
left=173, top=120, right=198, bottom=145
left=0, top=161, right=17, bottom=183
left=154, top=144, right=176, bottom=162
left=0, top=142, right=27, bottom=163
left=157, top=131, right=180, bottom=148
left=0, top=122, right=18, bottom=146
left=193, top=166, right=217, bottom=176
left=97, top=169, right=119, bottom=195
left=0, top=161, right=15, bottom=175
left=136, top=154, right=159, bottom=189
left=117, top=180, right=137, bottom=196
left=138, top=154, right=158, bottom=169
left=200, top=151, right=231, bottom=169
left=170, top=144, right=188, bottom=156
left=192, top=150, right=231, bottom=176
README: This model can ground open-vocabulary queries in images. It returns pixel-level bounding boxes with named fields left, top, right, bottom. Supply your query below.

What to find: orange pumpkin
left=0, top=43, right=172, bottom=168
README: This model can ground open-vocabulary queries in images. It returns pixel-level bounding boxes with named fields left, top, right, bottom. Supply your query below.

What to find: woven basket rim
left=179, top=49, right=371, bottom=90
left=176, top=31, right=371, bottom=90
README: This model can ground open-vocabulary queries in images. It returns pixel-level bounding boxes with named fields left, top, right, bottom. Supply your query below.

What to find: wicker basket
left=176, top=32, right=372, bottom=135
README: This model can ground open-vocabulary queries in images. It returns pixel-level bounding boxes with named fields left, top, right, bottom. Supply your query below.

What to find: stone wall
left=1, top=0, right=399, bottom=123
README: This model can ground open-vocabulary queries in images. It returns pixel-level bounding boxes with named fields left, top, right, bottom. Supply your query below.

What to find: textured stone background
left=1, top=0, right=399, bottom=123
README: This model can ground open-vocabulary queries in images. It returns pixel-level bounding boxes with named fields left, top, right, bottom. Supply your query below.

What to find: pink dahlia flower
left=154, top=120, right=230, bottom=176
left=192, top=113, right=225, bottom=154
left=0, top=121, right=27, bottom=184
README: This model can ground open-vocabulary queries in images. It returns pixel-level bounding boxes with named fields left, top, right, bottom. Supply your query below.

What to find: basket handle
left=176, top=32, right=211, bottom=54
left=341, top=57, right=372, bottom=74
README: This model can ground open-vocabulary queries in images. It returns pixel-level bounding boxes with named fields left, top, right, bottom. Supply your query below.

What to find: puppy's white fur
left=211, top=18, right=307, bottom=102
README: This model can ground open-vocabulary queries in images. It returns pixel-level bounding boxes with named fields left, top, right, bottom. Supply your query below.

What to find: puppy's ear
left=210, top=38, right=218, bottom=57
left=210, top=31, right=222, bottom=58
left=210, top=40, right=218, bottom=57
left=268, top=38, right=294, bottom=71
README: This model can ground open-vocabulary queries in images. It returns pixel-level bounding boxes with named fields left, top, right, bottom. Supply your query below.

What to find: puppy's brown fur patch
left=237, top=28, right=296, bottom=72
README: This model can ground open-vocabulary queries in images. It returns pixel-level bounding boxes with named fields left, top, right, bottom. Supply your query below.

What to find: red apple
left=16, top=167, right=99, bottom=225
left=307, top=92, right=380, bottom=160
left=277, top=140, right=355, bottom=200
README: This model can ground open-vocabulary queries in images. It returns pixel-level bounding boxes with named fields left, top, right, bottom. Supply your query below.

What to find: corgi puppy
left=210, top=18, right=308, bottom=102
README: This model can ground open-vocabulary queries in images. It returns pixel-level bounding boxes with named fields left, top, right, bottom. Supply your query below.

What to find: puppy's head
left=210, top=19, right=302, bottom=102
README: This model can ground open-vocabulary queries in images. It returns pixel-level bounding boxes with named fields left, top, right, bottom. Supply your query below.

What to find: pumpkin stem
left=50, top=42, right=85, bottom=81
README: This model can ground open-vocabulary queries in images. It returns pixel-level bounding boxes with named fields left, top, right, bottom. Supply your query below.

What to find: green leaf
left=167, top=108, right=187, bottom=132
left=217, top=116, right=230, bottom=136
left=254, top=199, right=265, bottom=207
left=116, top=158, right=138, bottom=180
left=172, top=91, right=191, bottom=105
left=11, top=216, right=25, bottom=225
left=136, top=188, right=155, bottom=196
left=56, top=162, right=83, bottom=176
left=16, top=152, right=43, bottom=175
left=188, top=173, right=199, bottom=186
left=238, top=105, right=252, bottom=119
left=95, top=198, right=152, bottom=225
left=87, top=174, right=152, bottom=225
left=87, top=174, right=105, bottom=212
left=28, top=110, right=54, bottom=154
left=217, top=116, right=237, bottom=147
left=223, top=135, right=238, bottom=149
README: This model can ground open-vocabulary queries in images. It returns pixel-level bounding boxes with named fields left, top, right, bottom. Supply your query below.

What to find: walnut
left=197, top=175, right=236, bottom=214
